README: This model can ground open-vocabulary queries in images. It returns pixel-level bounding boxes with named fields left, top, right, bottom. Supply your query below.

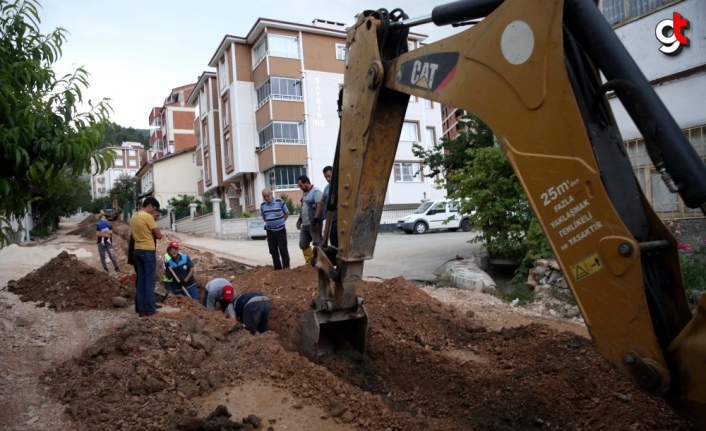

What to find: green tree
left=110, top=174, right=140, bottom=209
left=0, top=0, right=114, bottom=244
left=168, top=194, right=203, bottom=219
left=413, top=113, right=496, bottom=190
left=414, top=113, right=551, bottom=274
left=102, top=122, right=149, bottom=148
left=87, top=195, right=112, bottom=214
left=32, top=169, right=92, bottom=234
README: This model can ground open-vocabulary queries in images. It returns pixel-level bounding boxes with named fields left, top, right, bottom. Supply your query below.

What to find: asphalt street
left=173, top=230, right=483, bottom=282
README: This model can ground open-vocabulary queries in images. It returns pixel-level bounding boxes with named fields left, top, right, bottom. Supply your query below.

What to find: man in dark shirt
left=229, top=292, right=272, bottom=335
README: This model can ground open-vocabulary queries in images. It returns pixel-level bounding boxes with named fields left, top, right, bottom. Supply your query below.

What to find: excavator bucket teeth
left=297, top=305, right=369, bottom=361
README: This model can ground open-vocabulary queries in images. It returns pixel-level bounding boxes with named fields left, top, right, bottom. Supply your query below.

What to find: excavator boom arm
left=301, top=0, right=706, bottom=427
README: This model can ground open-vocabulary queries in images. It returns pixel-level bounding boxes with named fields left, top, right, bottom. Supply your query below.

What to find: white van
left=396, top=199, right=473, bottom=234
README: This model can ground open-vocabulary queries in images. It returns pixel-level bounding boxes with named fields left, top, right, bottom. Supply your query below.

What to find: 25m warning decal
left=570, top=253, right=604, bottom=282
left=396, top=52, right=459, bottom=93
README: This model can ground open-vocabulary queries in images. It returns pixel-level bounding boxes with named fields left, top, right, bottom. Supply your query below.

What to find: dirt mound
left=68, top=217, right=130, bottom=241
left=78, top=214, right=98, bottom=227
left=7, top=251, right=133, bottom=311
left=44, top=265, right=693, bottom=431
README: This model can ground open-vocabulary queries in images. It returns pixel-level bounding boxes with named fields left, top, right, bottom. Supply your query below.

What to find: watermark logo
left=655, top=12, right=690, bottom=56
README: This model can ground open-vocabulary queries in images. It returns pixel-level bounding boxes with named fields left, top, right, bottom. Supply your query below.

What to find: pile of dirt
left=7, top=251, right=133, bottom=311
left=43, top=265, right=694, bottom=431
left=78, top=214, right=98, bottom=227
left=68, top=216, right=131, bottom=242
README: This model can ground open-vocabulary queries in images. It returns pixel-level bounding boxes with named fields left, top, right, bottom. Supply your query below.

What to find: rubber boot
left=302, top=247, right=313, bottom=266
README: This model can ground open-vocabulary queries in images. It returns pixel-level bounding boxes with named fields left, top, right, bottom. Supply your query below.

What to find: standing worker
left=162, top=241, right=198, bottom=299
left=203, top=278, right=236, bottom=314
left=260, top=188, right=290, bottom=270
left=96, top=214, right=120, bottom=273
left=129, top=197, right=162, bottom=317
left=322, top=166, right=339, bottom=248
left=296, top=174, right=325, bottom=265
left=230, top=291, right=272, bottom=335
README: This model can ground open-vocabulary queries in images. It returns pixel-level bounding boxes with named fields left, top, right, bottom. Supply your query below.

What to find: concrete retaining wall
left=175, top=214, right=214, bottom=236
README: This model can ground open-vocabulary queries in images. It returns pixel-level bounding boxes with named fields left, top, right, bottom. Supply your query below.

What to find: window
left=245, top=180, right=253, bottom=207
left=253, top=34, right=300, bottom=67
left=225, top=133, right=232, bottom=168
left=423, top=98, right=433, bottom=109
left=407, top=41, right=415, bottom=51
left=199, top=91, right=207, bottom=114
left=128, top=150, right=136, bottom=156
left=129, top=159, right=137, bottom=167
left=265, top=165, right=307, bottom=190
left=256, top=77, right=303, bottom=107
left=253, top=37, right=268, bottom=67
left=223, top=99, right=230, bottom=127
left=258, top=121, right=306, bottom=149
left=394, top=162, right=421, bottom=182
left=219, top=59, right=227, bottom=89
left=204, top=154, right=211, bottom=182
left=425, top=127, right=436, bottom=146
left=129, top=170, right=137, bottom=176
left=115, top=159, right=124, bottom=167
left=202, top=126, right=209, bottom=147
left=400, top=122, right=419, bottom=142
left=651, top=171, right=678, bottom=212
left=601, top=0, right=676, bottom=25
left=335, top=43, right=346, bottom=60
left=153, top=117, right=162, bottom=127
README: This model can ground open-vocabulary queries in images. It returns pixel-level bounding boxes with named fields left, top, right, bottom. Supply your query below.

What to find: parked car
left=396, top=199, right=473, bottom=234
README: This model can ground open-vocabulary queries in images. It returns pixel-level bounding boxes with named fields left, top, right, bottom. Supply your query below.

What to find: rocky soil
left=0, top=216, right=697, bottom=431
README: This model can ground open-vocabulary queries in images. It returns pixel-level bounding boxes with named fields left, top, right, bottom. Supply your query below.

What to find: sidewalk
left=165, top=231, right=306, bottom=268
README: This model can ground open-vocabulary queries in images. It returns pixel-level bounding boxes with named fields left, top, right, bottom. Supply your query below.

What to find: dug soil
left=0, top=217, right=697, bottom=431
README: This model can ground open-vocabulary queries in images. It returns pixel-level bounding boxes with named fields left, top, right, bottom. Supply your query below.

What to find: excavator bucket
left=297, top=302, right=369, bottom=361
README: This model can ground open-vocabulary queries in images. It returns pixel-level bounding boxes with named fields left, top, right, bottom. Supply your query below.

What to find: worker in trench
left=161, top=241, right=198, bottom=300
left=203, top=277, right=272, bottom=335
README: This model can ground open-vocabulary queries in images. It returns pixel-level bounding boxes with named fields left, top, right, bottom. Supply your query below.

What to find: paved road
left=364, top=231, right=482, bottom=281
left=174, top=230, right=483, bottom=282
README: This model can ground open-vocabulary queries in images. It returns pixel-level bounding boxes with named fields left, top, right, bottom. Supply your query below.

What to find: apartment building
left=601, top=0, right=706, bottom=218
left=90, top=142, right=144, bottom=199
left=441, top=105, right=467, bottom=141
left=135, top=147, right=200, bottom=208
left=187, top=18, right=445, bottom=216
left=148, top=84, right=198, bottom=159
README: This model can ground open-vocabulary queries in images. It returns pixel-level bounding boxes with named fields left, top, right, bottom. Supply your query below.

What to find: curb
left=444, top=259, right=497, bottom=292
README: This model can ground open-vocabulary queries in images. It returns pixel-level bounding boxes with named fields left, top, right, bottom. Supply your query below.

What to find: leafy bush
left=240, top=211, right=251, bottom=218
left=168, top=195, right=203, bottom=219
left=279, top=193, right=300, bottom=215
left=664, top=219, right=706, bottom=307
left=414, top=113, right=552, bottom=278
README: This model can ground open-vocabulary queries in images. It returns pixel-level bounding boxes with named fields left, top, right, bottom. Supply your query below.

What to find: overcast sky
left=38, top=0, right=462, bottom=129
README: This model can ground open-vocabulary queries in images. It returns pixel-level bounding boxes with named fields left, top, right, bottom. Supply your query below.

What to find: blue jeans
left=165, top=281, right=199, bottom=299
left=243, top=300, right=272, bottom=334
left=134, top=249, right=157, bottom=313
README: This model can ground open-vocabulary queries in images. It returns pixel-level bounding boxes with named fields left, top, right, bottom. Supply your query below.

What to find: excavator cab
left=296, top=1, right=706, bottom=428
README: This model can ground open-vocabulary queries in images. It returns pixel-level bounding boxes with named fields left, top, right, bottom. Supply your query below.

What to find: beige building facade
left=188, top=18, right=445, bottom=216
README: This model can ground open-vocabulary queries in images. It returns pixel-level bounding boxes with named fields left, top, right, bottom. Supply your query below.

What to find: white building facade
left=90, top=142, right=143, bottom=199
left=601, top=0, right=706, bottom=217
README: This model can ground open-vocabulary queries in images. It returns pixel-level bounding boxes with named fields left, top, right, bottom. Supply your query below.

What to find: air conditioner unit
left=254, top=146, right=261, bottom=152
left=97, top=177, right=105, bottom=183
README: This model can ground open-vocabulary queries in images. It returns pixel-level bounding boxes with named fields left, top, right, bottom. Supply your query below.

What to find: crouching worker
left=162, top=241, right=198, bottom=299
left=230, top=292, right=272, bottom=335
left=203, top=278, right=236, bottom=313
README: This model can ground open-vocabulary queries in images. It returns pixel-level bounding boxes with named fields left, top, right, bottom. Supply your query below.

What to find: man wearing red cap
left=162, top=241, right=198, bottom=299
left=203, top=278, right=236, bottom=314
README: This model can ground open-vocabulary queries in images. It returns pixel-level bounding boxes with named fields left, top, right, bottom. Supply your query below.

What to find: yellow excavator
left=296, top=0, right=706, bottom=428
